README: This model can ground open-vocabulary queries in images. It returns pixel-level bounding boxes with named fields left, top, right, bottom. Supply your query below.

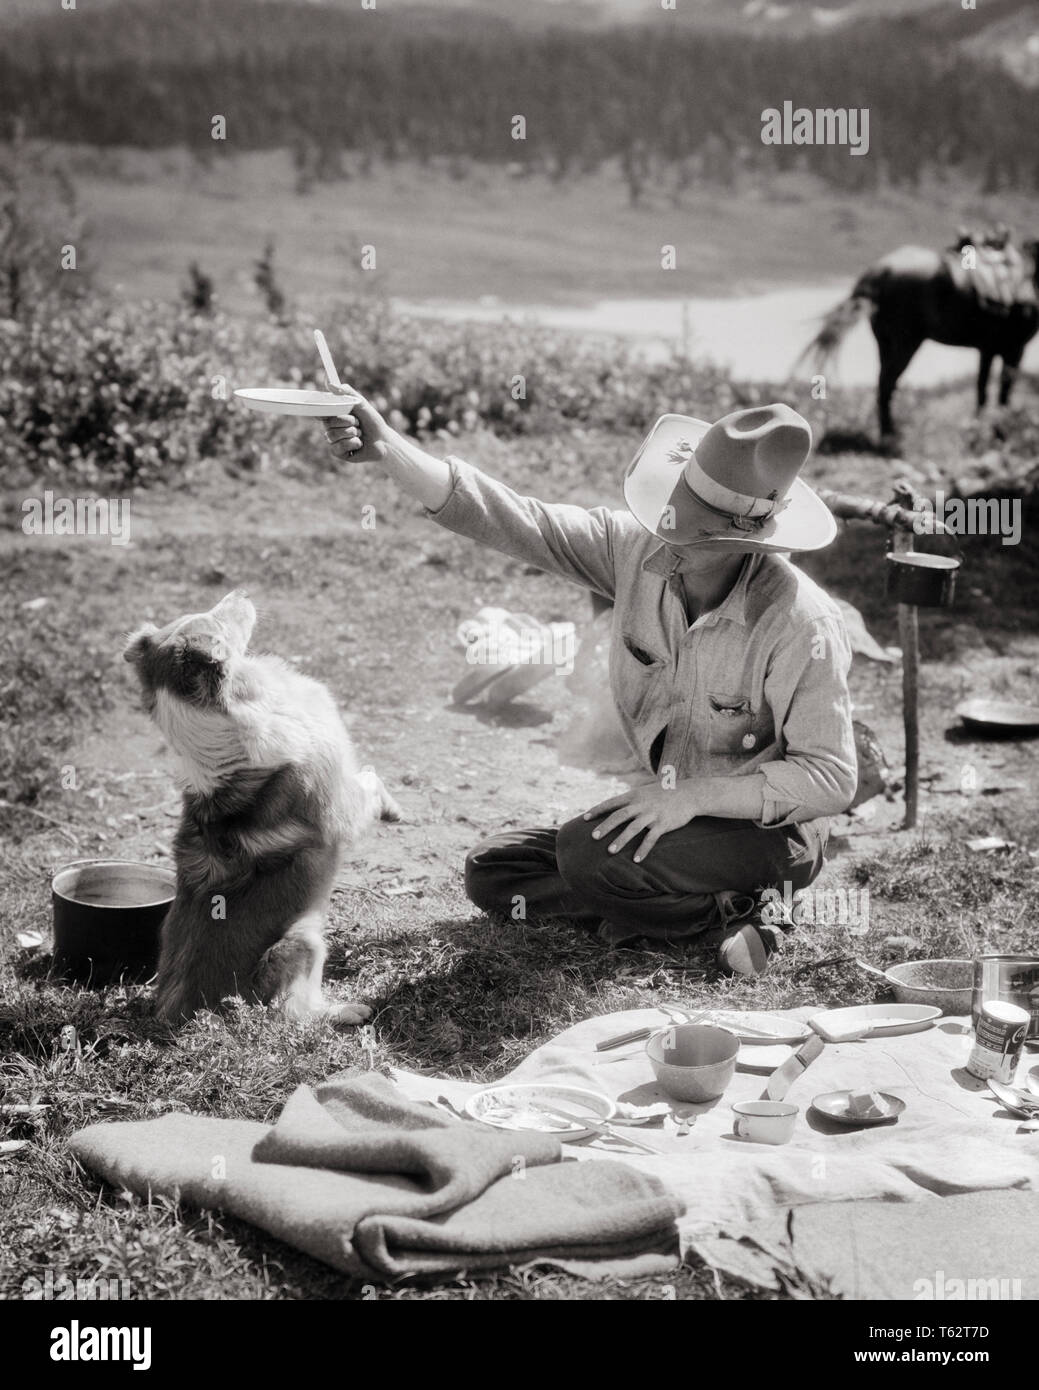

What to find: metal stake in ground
left=894, top=526, right=920, bottom=829
left=882, top=484, right=961, bottom=831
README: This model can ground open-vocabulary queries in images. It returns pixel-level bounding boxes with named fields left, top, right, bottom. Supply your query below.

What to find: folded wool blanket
left=69, top=1073, right=684, bottom=1280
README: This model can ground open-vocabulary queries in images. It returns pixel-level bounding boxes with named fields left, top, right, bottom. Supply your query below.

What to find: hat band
left=684, top=455, right=789, bottom=522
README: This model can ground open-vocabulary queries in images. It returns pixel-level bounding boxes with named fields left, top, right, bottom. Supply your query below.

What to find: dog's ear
left=180, top=631, right=229, bottom=665
left=210, top=589, right=256, bottom=652
left=123, top=623, right=158, bottom=664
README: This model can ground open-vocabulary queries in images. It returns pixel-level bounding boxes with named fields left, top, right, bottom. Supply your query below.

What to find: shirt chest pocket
left=707, top=692, right=769, bottom=756
left=614, top=633, right=669, bottom=720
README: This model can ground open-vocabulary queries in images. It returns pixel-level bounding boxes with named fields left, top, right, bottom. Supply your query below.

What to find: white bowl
left=647, top=1023, right=739, bottom=1102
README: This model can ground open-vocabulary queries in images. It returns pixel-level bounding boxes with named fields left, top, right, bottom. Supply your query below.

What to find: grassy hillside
left=3, top=0, right=1037, bottom=200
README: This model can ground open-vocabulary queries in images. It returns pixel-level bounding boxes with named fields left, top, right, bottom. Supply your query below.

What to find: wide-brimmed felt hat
left=623, top=404, right=836, bottom=552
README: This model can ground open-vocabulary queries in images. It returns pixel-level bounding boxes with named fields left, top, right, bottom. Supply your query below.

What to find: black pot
left=51, top=860, right=175, bottom=986
left=885, top=552, right=960, bottom=608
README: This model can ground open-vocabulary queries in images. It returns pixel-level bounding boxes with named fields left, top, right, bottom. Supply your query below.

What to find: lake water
left=395, top=284, right=1039, bottom=387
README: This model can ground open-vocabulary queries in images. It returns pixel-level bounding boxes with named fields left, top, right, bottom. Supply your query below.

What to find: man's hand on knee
left=582, top=781, right=701, bottom=863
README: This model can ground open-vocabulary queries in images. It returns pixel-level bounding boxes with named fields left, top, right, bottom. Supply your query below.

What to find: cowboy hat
left=623, top=404, right=836, bottom=552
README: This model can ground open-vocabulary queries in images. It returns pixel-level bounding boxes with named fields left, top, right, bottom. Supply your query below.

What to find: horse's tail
left=796, top=285, right=873, bottom=375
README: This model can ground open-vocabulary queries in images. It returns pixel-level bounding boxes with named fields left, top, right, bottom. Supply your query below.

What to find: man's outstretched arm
left=323, top=398, right=617, bottom=600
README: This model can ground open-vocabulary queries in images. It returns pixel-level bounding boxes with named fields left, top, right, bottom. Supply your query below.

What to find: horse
left=799, top=237, right=1039, bottom=445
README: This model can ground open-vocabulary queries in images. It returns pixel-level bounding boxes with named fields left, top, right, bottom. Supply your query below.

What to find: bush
left=0, top=291, right=749, bottom=490
left=0, top=303, right=279, bottom=488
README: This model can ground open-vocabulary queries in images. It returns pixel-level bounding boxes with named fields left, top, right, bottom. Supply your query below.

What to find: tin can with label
left=971, top=955, right=1039, bottom=1041
left=966, top=1000, right=1030, bottom=1084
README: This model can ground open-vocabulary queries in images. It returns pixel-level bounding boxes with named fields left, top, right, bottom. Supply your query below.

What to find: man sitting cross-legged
left=322, top=399, right=857, bottom=976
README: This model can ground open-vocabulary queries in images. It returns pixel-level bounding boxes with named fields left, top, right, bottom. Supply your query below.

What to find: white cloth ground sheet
left=392, top=1006, right=1039, bottom=1291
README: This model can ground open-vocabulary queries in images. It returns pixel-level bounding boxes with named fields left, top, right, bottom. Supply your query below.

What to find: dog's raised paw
left=326, top=1001, right=372, bottom=1028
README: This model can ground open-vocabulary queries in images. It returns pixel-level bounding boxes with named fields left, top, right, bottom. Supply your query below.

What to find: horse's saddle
left=945, top=242, right=1035, bottom=313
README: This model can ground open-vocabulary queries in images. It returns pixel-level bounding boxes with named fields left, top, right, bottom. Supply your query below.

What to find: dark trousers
left=464, top=813, right=828, bottom=944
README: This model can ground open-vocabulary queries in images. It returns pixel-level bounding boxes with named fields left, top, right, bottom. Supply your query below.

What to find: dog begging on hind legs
left=122, top=590, right=400, bottom=1027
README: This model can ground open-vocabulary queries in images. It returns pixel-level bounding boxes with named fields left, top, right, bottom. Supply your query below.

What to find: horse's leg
left=874, top=321, right=921, bottom=447
left=976, top=351, right=994, bottom=413
left=998, top=346, right=1024, bottom=407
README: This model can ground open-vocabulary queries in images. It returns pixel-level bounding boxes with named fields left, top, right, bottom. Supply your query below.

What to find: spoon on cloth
left=987, top=1080, right=1039, bottom=1118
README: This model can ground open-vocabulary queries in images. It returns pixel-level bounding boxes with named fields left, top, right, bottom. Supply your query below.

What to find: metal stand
left=893, top=528, right=920, bottom=829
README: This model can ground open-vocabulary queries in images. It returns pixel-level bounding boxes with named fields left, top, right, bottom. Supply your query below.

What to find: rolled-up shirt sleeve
left=426, top=456, right=618, bottom=601
left=756, top=613, right=858, bottom=828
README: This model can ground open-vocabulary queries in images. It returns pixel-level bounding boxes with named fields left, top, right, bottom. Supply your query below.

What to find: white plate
left=233, top=387, right=362, bottom=417
left=465, top=1083, right=615, bottom=1140
left=737, top=1042, right=794, bottom=1073
left=693, top=1010, right=810, bottom=1046
left=808, top=1003, right=941, bottom=1043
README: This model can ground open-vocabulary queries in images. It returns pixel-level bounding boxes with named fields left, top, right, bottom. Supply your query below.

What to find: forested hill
left=1, top=0, right=1037, bottom=194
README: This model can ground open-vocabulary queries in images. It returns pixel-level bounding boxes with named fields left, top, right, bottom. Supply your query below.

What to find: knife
left=530, top=1103, right=668, bottom=1155
left=765, top=1033, right=825, bottom=1100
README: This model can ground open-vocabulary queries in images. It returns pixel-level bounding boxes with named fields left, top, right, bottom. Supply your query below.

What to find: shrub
left=0, top=291, right=746, bottom=489
left=0, top=303, right=279, bottom=488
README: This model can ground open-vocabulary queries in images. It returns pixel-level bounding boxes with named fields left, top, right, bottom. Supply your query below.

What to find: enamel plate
left=465, top=1083, right=615, bottom=1140
left=736, top=1042, right=794, bottom=1073
left=956, top=699, right=1039, bottom=734
left=234, top=387, right=362, bottom=417
left=808, top=1003, right=940, bottom=1042
left=696, top=1010, right=810, bottom=1046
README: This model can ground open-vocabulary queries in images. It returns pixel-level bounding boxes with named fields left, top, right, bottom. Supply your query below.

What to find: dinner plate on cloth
left=693, top=1010, right=810, bottom=1046
left=465, top=1083, right=615, bottom=1140
left=808, top=1003, right=940, bottom=1043
left=234, top=387, right=363, bottom=417
left=736, top=1042, right=795, bottom=1073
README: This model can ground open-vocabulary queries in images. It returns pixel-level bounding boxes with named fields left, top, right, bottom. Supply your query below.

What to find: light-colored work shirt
left=428, top=457, right=857, bottom=829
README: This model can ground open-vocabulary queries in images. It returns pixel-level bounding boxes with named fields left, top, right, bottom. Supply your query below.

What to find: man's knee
left=555, top=815, right=642, bottom=898
left=464, top=838, right=508, bottom=914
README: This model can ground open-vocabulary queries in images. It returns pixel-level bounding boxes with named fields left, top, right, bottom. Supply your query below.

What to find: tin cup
left=731, top=1101, right=798, bottom=1145
left=885, top=552, right=960, bottom=608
